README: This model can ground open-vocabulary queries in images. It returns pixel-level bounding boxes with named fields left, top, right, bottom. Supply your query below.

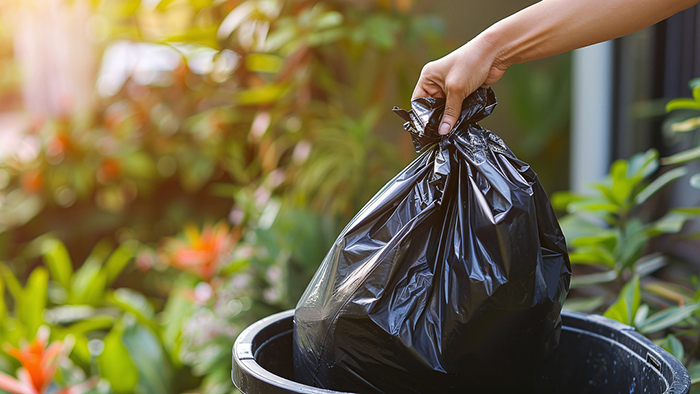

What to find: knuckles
left=444, top=75, right=466, bottom=93
left=442, top=105, right=461, bottom=119
left=419, top=62, right=436, bottom=78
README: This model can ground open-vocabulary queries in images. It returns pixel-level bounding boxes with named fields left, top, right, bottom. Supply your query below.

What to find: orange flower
left=96, top=158, right=122, bottom=184
left=163, top=222, right=240, bottom=281
left=0, top=328, right=94, bottom=394
left=21, top=170, right=43, bottom=194
left=46, top=133, right=71, bottom=160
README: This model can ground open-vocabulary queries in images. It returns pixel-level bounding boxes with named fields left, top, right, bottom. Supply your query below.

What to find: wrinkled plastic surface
left=293, top=88, right=572, bottom=394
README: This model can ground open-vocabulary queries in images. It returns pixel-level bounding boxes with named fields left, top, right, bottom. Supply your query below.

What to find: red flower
left=162, top=222, right=240, bottom=281
left=0, top=328, right=94, bottom=394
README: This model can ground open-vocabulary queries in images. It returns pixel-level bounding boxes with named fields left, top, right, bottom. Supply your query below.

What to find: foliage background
left=1, top=0, right=698, bottom=393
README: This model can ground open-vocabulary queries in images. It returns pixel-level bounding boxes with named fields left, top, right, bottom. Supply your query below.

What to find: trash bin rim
left=561, top=310, right=690, bottom=394
left=232, top=309, right=691, bottom=394
left=233, top=310, right=352, bottom=394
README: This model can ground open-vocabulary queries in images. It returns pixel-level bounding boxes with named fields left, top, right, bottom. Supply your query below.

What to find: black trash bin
left=231, top=310, right=691, bottom=394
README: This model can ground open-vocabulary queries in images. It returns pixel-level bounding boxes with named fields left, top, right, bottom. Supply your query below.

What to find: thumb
left=439, top=92, right=464, bottom=135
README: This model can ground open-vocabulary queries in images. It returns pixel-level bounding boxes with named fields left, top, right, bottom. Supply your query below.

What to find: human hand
left=412, top=39, right=507, bottom=135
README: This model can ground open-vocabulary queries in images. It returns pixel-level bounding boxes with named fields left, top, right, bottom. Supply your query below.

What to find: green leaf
left=674, top=207, right=700, bottom=215
left=569, top=247, right=616, bottom=268
left=571, top=270, right=618, bottom=287
left=245, top=53, right=284, bottom=73
left=217, top=2, right=255, bottom=40
left=610, top=159, right=636, bottom=204
left=111, top=288, right=154, bottom=319
left=159, top=291, right=193, bottom=367
left=21, top=267, right=48, bottom=337
left=220, top=259, right=250, bottom=276
left=122, top=322, right=173, bottom=394
left=634, top=167, right=687, bottom=204
left=558, top=215, right=610, bottom=244
left=689, top=362, right=700, bottom=385
left=634, top=304, right=649, bottom=326
left=666, top=98, right=700, bottom=112
left=690, top=78, right=700, bottom=91
left=616, top=219, right=650, bottom=269
left=690, top=173, right=700, bottom=189
left=563, top=296, right=606, bottom=312
left=658, top=334, right=684, bottom=361
left=84, top=239, right=113, bottom=268
left=638, top=303, right=700, bottom=334
left=44, top=305, right=96, bottom=325
left=103, top=241, right=137, bottom=286
left=69, top=333, right=91, bottom=364
left=570, top=230, right=617, bottom=247
left=550, top=191, right=586, bottom=211
left=649, top=210, right=695, bottom=235
left=627, top=149, right=659, bottom=179
left=41, top=239, right=74, bottom=290
left=65, top=314, right=117, bottom=336
left=603, top=276, right=640, bottom=325
left=661, top=146, right=700, bottom=165
left=235, top=84, right=288, bottom=105
left=0, top=262, right=23, bottom=304
left=108, top=289, right=158, bottom=333
left=567, top=199, right=619, bottom=215
left=666, top=115, right=700, bottom=133
left=99, top=320, right=139, bottom=394
left=307, top=28, right=345, bottom=46
left=0, top=274, right=6, bottom=322
left=644, top=281, right=695, bottom=304
left=70, top=259, right=107, bottom=306
left=155, top=0, right=178, bottom=11
left=593, top=182, right=620, bottom=207
left=164, top=26, right=219, bottom=49
left=313, top=11, right=343, bottom=30
left=632, top=254, right=666, bottom=277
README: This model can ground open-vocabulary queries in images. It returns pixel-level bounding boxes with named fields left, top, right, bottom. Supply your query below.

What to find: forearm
left=480, top=0, right=698, bottom=69
left=414, top=0, right=699, bottom=133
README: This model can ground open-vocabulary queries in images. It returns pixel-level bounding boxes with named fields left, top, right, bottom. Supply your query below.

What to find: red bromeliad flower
left=162, top=222, right=241, bottom=282
left=0, top=328, right=95, bottom=394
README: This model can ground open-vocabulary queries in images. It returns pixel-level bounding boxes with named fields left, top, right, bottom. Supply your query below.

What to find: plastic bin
left=231, top=310, right=691, bottom=394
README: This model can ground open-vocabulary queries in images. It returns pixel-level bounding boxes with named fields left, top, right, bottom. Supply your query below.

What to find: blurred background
left=0, top=0, right=699, bottom=393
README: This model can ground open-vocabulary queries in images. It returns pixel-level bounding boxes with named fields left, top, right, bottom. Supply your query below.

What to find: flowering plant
left=0, top=328, right=95, bottom=394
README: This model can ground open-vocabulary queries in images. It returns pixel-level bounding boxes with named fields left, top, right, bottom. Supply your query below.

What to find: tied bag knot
left=392, top=87, right=497, bottom=152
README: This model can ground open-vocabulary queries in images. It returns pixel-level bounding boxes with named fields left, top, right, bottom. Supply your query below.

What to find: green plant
left=553, top=149, right=697, bottom=290
left=664, top=78, right=700, bottom=189
left=554, top=149, right=700, bottom=387
left=0, top=237, right=179, bottom=394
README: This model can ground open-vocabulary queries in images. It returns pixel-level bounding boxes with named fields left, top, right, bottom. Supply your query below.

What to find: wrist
left=475, top=23, right=513, bottom=71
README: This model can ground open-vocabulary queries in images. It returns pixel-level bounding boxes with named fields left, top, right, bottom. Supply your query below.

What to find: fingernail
left=439, top=122, right=451, bottom=135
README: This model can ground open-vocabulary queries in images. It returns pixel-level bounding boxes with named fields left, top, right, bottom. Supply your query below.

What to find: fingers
left=411, top=82, right=429, bottom=101
left=439, top=89, right=466, bottom=135
left=412, top=49, right=500, bottom=135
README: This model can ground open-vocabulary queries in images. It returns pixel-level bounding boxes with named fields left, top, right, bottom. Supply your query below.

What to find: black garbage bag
left=293, top=88, right=571, bottom=394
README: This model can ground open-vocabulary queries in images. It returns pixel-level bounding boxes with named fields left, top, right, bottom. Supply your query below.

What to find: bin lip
left=232, top=310, right=691, bottom=394
left=232, top=310, right=352, bottom=394
left=561, top=310, right=691, bottom=394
